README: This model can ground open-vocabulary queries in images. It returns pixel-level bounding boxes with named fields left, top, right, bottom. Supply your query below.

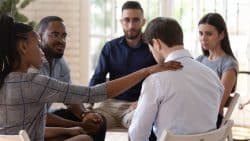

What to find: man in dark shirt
left=89, top=1, right=156, bottom=130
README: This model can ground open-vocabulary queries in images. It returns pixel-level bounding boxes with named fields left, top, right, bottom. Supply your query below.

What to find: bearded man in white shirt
left=128, top=17, right=224, bottom=141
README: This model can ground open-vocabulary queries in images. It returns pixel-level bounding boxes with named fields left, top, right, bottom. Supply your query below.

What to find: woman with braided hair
left=0, top=15, right=182, bottom=141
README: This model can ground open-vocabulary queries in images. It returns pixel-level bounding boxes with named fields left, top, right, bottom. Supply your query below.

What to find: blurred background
left=1, top=0, right=250, bottom=140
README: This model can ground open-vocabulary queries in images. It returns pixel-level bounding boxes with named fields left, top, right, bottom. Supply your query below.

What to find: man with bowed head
left=129, top=17, right=224, bottom=141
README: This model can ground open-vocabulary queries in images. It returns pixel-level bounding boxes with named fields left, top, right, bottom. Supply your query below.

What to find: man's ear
left=141, top=18, right=146, bottom=26
left=152, top=38, right=161, bottom=51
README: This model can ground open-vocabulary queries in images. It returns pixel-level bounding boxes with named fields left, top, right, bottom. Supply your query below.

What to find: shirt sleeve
left=222, top=57, right=239, bottom=73
left=129, top=75, right=161, bottom=141
left=89, top=43, right=110, bottom=86
left=28, top=74, right=107, bottom=104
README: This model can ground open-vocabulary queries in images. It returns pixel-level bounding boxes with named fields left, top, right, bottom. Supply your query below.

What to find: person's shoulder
left=9, top=72, right=45, bottom=82
left=57, top=58, right=68, bottom=66
left=144, top=70, right=175, bottom=84
left=223, top=55, right=238, bottom=63
left=196, top=55, right=206, bottom=62
left=106, top=36, right=123, bottom=45
left=220, top=55, right=238, bottom=67
left=102, top=36, right=124, bottom=52
left=221, top=55, right=239, bottom=71
left=57, top=58, right=70, bottom=71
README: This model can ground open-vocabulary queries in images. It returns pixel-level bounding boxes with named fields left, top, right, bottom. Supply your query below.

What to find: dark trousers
left=216, top=113, right=223, bottom=128
left=53, top=109, right=107, bottom=141
left=149, top=129, right=157, bottom=141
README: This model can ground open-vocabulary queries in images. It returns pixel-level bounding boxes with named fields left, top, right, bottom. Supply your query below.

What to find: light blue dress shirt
left=129, top=49, right=224, bottom=141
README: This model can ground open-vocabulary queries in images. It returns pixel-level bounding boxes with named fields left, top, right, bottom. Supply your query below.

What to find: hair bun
left=0, top=15, right=32, bottom=54
left=0, top=14, right=14, bottom=35
left=0, top=15, right=14, bottom=61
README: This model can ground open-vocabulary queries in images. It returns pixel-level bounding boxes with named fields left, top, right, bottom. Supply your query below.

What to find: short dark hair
left=143, top=17, right=183, bottom=47
left=36, top=16, right=63, bottom=34
left=122, top=1, right=143, bottom=13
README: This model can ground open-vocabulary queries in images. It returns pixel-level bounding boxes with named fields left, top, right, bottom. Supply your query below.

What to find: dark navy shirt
left=89, top=36, right=156, bottom=101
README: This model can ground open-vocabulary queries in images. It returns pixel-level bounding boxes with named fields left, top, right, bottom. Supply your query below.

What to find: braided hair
left=0, top=14, right=33, bottom=88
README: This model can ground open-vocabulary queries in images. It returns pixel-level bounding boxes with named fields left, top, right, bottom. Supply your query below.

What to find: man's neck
left=163, top=45, right=184, bottom=58
left=125, top=35, right=142, bottom=48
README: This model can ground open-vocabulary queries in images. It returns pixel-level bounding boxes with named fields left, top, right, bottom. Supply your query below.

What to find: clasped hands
left=79, top=111, right=104, bottom=135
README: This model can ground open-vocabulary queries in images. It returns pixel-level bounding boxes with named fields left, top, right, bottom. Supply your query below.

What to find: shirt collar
left=119, top=36, right=145, bottom=49
left=164, top=49, right=193, bottom=62
left=43, top=58, right=58, bottom=66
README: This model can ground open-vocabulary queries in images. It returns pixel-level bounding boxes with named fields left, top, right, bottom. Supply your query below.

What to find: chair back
left=158, top=120, right=234, bottom=141
left=221, top=93, right=240, bottom=126
left=19, top=130, right=30, bottom=141
left=0, top=130, right=30, bottom=141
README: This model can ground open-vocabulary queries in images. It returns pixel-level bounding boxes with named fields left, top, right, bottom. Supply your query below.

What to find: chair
left=106, top=128, right=128, bottom=141
left=158, top=120, right=234, bottom=141
left=0, top=130, right=30, bottom=141
left=19, top=130, right=30, bottom=141
left=221, top=93, right=240, bottom=127
left=108, top=128, right=128, bottom=132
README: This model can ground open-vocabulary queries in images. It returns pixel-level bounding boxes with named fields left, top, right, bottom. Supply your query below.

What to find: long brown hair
left=199, top=13, right=238, bottom=92
left=198, top=13, right=236, bottom=60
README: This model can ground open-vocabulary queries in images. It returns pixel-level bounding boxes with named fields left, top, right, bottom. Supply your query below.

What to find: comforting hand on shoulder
left=148, top=61, right=183, bottom=74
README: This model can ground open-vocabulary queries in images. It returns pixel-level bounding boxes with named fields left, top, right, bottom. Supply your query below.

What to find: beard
left=124, top=28, right=142, bottom=40
left=42, top=44, right=64, bottom=59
